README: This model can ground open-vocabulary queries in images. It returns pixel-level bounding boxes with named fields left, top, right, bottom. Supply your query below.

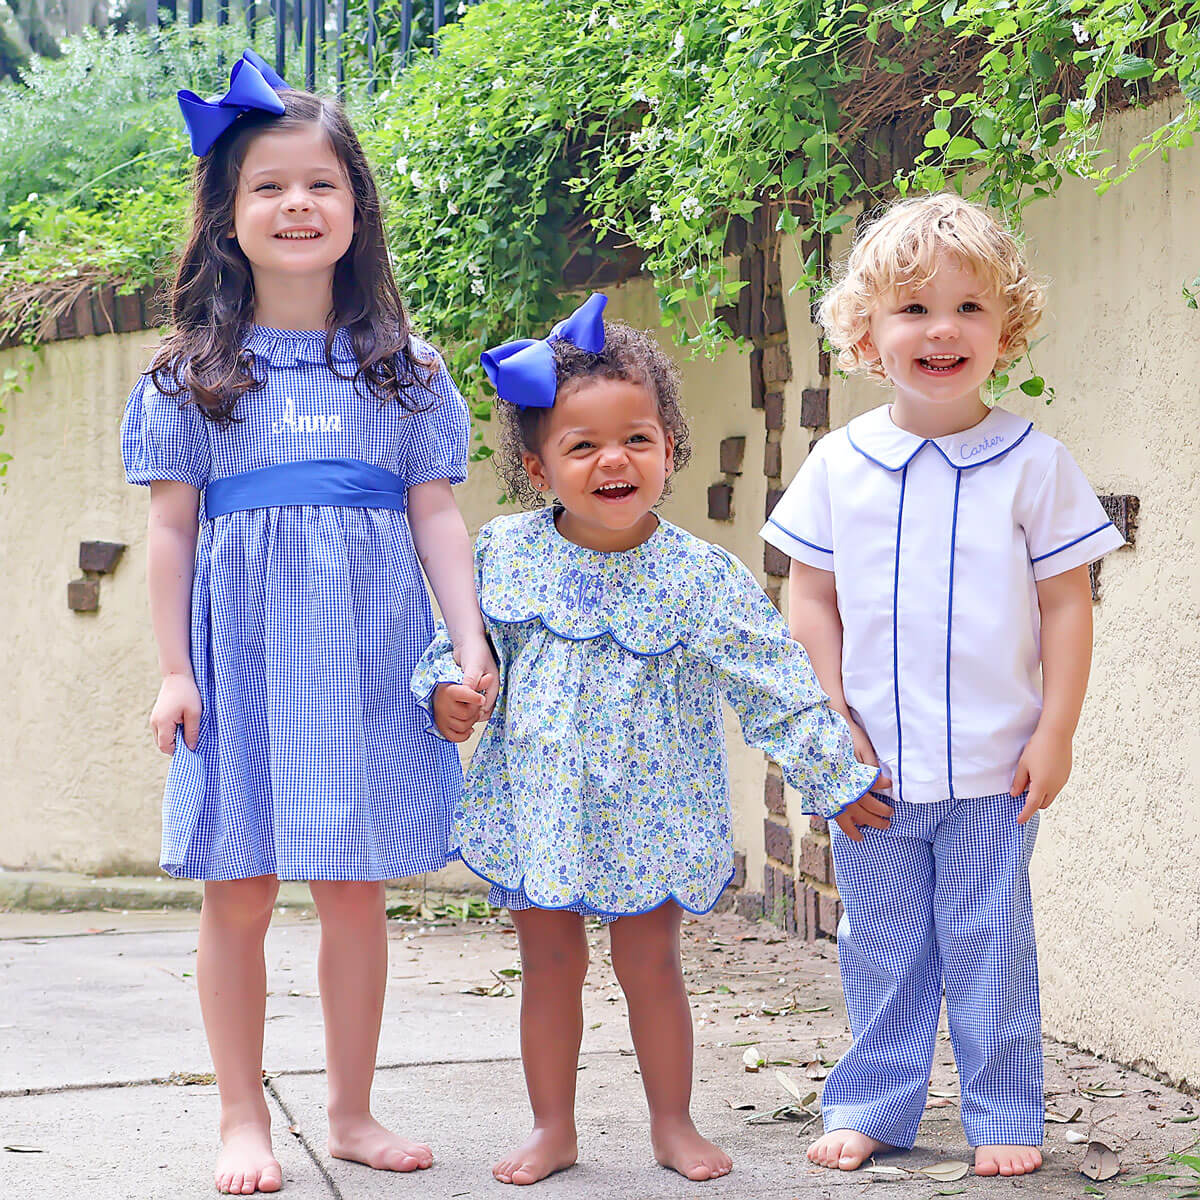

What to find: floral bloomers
left=412, top=508, right=878, bottom=918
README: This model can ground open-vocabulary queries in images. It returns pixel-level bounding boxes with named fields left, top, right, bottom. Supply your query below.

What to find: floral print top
left=412, top=507, right=879, bottom=917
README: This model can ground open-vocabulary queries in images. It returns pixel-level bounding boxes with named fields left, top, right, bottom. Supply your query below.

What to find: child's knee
left=520, top=937, right=589, bottom=986
left=309, top=880, right=385, bottom=924
left=203, top=876, right=279, bottom=927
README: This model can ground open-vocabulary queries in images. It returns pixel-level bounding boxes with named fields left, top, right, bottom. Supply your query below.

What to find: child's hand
left=433, top=682, right=487, bottom=742
left=843, top=714, right=880, bottom=769
left=1011, top=725, right=1073, bottom=823
left=150, top=672, right=202, bottom=754
left=456, top=635, right=499, bottom=720
left=834, top=781, right=893, bottom=842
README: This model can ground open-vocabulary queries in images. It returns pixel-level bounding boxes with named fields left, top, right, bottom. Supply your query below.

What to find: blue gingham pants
left=822, top=792, right=1043, bottom=1148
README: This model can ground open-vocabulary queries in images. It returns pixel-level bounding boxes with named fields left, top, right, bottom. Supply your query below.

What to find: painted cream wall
left=780, top=96, right=1199, bottom=1087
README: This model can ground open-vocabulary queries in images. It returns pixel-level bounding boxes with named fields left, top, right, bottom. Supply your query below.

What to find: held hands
left=150, top=672, right=202, bottom=754
left=433, top=634, right=499, bottom=743
left=1011, top=724, right=1073, bottom=823
left=834, top=715, right=894, bottom=842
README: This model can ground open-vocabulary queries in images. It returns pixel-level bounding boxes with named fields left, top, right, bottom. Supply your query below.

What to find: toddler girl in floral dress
left=413, top=295, right=883, bottom=1187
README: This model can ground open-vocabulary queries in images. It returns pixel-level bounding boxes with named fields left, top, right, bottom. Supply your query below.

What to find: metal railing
left=145, top=0, right=467, bottom=92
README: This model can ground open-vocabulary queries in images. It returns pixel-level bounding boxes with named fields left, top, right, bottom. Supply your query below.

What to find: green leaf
left=946, top=135, right=982, bottom=160
left=924, top=128, right=951, bottom=148
left=1019, top=377, right=1045, bottom=397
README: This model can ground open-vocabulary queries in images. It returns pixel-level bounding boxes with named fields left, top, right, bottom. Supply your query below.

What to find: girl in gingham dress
left=122, top=58, right=496, bottom=1195
left=414, top=297, right=882, bottom=1187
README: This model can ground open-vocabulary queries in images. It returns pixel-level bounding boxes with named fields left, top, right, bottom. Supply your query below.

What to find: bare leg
left=806, top=1130, right=896, bottom=1170
left=609, top=903, right=731, bottom=1182
left=197, top=875, right=283, bottom=1196
left=493, top=908, right=588, bottom=1186
left=975, top=1146, right=1043, bottom=1176
left=309, top=880, right=432, bottom=1173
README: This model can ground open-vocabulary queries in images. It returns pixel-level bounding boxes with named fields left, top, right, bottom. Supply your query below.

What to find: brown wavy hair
left=149, top=89, right=433, bottom=422
left=493, top=320, right=692, bottom=508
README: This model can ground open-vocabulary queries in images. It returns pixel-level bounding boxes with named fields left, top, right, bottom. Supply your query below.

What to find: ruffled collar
left=478, top=507, right=716, bottom=656
left=243, top=325, right=359, bottom=368
left=846, top=404, right=1033, bottom=471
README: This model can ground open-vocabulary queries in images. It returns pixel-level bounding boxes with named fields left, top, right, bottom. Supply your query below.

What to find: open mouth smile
left=918, top=354, right=967, bottom=375
left=594, top=481, right=637, bottom=501
left=274, top=230, right=323, bottom=240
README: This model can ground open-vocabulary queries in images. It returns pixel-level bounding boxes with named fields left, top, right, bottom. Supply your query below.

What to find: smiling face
left=521, top=377, right=675, bottom=552
left=859, top=253, right=1006, bottom=432
left=232, top=122, right=356, bottom=304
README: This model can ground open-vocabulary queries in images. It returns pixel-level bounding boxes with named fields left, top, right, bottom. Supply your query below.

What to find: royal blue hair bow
left=480, top=293, right=608, bottom=408
left=177, top=49, right=289, bottom=158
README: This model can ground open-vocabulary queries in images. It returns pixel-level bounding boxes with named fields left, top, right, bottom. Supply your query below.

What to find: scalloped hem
left=479, top=604, right=686, bottom=659
left=822, top=768, right=885, bottom=822
left=449, top=848, right=735, bottom=919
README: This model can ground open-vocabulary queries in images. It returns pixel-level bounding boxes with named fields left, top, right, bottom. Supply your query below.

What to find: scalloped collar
left=846, top=404, right=1034, bottom=471
left=244, top=325, right=359, bottom=368
left=478, top=507, right=715, bottom=656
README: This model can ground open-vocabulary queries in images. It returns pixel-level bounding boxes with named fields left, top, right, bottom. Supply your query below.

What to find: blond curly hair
left=818, top=193, right=1045, bottom=381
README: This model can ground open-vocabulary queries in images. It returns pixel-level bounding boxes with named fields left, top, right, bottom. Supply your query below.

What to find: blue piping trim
left=848, top=419, right=1035, bottom=473
left=449, top=850, right=736, bottom=919
left=929, top=421, right=1035, bottom=470
left=945, top=471, right=962, bottom=802
left=847, top=426, right=928, bottom=472
left=1030, top=522, right=1116, bottom=563
left=765, top=516, right=833, bottom=556
left=825, top=768, right=886, bottom=820
left=479, top=605, right=686, bottom=657
left=891, top=466, right=907, bottom=804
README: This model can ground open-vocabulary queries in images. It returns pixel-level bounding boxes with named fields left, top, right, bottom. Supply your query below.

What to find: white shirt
left=761, top=404, right=1125, bottom=804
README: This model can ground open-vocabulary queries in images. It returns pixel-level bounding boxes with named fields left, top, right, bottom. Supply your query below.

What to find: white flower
left=25, top=192, right=37, bottom=203
left=467, top=260, right=483, bottom=276
left=673, top=30, right=685, bottom=51
left=608, top=13, right=619, bottom=28
left=438, top=174, right=450, bottom=193
left=410, top=169, right=425, bottom=189
left=456, top=1, right=466, bottom=12
left=471, top=278, right=487, bottom=296
left=1072, top=20, right=1089, bottom=43
left=727, top=28, right=742, bottom=43
left=17, top=229, right=26, bottom=248
left=587, top=7, right=600, bottom=26
left=649, top=203, right=663, bottom=224
left=448, top=201, right=460, bottom=215
left=681, top=196, right=703, bottom=220
left=395, top=155, right=409, bottom=175
left=468, top=123, right=483, bottom=137
left=492, top=76, right=506, bottom=89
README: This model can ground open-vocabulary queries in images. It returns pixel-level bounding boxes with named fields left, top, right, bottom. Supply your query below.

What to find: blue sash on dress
left=204, top=457, right=408, bottom=517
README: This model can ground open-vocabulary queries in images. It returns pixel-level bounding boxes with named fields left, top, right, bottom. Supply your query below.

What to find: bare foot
left=975, top=1145, right=1043, bottom=1176
left=492, top=1124, right=579, bottom=1186
left=328, top=1113, right=433, bottom=1173
left=651, top=1116, right=732, bottom=1181
left=807, top=1129, right=895, bottom=1171
left=215, top=1121, right=283, bottom=1195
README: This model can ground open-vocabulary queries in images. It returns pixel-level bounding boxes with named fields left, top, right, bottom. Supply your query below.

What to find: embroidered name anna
left=273, top=395, right=342, bottom=435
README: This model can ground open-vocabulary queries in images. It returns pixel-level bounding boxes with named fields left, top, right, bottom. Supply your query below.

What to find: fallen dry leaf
left=862, top=1164, right=909, bottom=1177
left=4, top=1145, right=45, bottom=1153
left=1046, top=1106, right=1084, bottom=1123
left=918, top=1161, right=971, bottom=1182
left=1080, top=1141, right=1121, bottom=1182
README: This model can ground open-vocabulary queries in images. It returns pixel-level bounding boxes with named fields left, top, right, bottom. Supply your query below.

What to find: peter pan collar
left=846, top=404, right=1033, bottom=471
left=244, top=325, right=359, bottom=368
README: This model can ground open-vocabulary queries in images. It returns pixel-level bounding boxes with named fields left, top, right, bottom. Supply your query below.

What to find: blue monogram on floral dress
left=412, top=508, right=879, bottom=918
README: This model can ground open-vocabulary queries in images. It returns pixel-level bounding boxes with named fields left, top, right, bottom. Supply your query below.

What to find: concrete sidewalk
left=1, top=903, right=1195, bottom=1199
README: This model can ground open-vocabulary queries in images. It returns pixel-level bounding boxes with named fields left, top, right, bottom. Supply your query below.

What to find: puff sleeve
left=121, top=373, right=212, bottom=489
left=690, top=549, right=879, bottom=818
left=1021, top=441, right=1125, bottom=580
left=759, top=439, right=835, bottom=571
left=400, top=347, right=471, bottom=487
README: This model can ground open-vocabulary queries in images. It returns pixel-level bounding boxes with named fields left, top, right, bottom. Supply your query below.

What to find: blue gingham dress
left=121, top=326, right=468, bottom=881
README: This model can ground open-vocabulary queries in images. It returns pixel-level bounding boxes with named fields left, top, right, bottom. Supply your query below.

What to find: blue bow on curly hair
left=480, top=293, right=608, bottom=409
left=177, top=49, right=289, bottom=158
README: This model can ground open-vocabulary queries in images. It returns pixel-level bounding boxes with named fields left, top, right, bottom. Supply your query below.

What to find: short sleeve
left=120, top=372, right=212, bottom=489
left=401, top=348, right=471, bottom=487
left=690, top=549, right=879, bottom=818
left=1022, top=442, right=1125, bottom=580
left=760, top=440, right=834, bottom=571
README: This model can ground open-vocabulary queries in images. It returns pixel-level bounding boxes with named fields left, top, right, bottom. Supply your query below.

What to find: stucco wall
left=786, top=97, right=1199, bottom=1087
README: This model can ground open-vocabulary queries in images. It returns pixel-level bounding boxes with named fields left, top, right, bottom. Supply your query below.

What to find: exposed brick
left=783, top=872, right=797, bottom=934
left=765, top=865, right=796, bottom=931
left=67, top=578, right=100, bottom=612
left=70, top=291, right=97, bottom=339
left=765, top=487, right=785, bottom=520
left=730, top=851, right=747, bottom=889
left=818, top=347, right=831, bottom=377
left=798, top=834, right=831, bottom=885
left=763, top=439, right=782, bottom=479
left=803, top=886, right=819, bottom=942
left=735, top=890, right=764, bottom=920
left=800, top=387, right=830, bottom=429
left=764, top=818, right=793, bottom=866
left=719, top=436, right=746, bottom=475
left=817, top=892, right=842, bottom=937
left=725, top=216, right=749, bottom=257
left=92, top=286, right=118, bottom=335
left=54, top=303, right=79, bottom=341
left=765, top=582, right=782, bottom=612
left=750, top=347, right=764, bottom=409
left=79, top=541, right=126, bottom=574
left=764, top=772, right=785, bottom=815
left=763, top=543, right=790, bottom=578
left=748, top=250, right=765, bottom=342
left=763, top=864, right=775, bottom=909
left=809, top=815, right=827, bottom=834
left=763, top=293, right=786, bottom=337
left=114, top=289, right=143, bottom=333
left=1099, top=493, right=1139, bottom=544
left=765, top=243, right=782, bottom=291
left=761, top=342, right=793, bottom=386
left=707, top=482, right=733, bottom=522
left=764, top=391, right=784, bottom=432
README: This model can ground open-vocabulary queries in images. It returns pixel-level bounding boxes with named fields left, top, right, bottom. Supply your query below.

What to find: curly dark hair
left=493, top=320, right=692, bottom=508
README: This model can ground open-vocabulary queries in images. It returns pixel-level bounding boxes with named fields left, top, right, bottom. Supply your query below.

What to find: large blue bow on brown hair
left=177, top=49, right=289, bottom=158
left=480, top=293, right=608, bottom=408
